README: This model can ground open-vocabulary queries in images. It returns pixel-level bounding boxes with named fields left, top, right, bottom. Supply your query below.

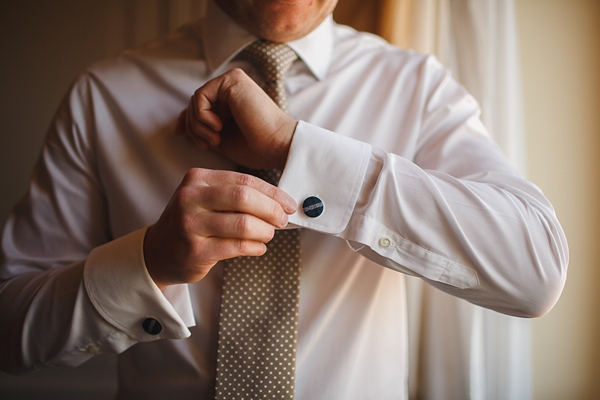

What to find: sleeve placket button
left=379, top=237, right=392, bottom=248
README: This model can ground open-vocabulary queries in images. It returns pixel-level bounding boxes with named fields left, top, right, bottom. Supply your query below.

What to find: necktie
left=215, top=40, right=300, bottom=400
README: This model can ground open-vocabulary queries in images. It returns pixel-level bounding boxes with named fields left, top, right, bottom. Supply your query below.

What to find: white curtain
left=380, top=1, right=530, bottom=399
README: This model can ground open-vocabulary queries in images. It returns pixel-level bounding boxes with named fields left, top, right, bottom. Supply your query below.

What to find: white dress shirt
left=0, top=1, right=568, bottom=399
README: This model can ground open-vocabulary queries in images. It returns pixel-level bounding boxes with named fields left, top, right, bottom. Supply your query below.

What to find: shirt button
left=302, top=196, right=324, bottom=218
left=142, top=317, right=162, bottom=335
left=86, top=345, right=101, bottom=355
left=379, top=237, right=392, bottom=248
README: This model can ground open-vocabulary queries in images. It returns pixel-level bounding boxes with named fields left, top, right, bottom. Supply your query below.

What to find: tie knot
left=240, top=40, right=298, bottom=83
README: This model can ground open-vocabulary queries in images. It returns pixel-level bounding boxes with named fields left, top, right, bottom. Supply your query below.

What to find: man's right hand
left=143, top=168, right=296, bottom=289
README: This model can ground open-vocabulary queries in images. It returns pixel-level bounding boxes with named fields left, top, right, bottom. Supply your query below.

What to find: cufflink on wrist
left=142, top=317, right=163, bottom=335
left=302, top=196, right=324, bottom=218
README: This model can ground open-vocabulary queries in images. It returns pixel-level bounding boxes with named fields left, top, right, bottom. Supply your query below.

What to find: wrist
left=272, top=118, right=298, bottom=170
left=143, top=225, right=167, bottom=290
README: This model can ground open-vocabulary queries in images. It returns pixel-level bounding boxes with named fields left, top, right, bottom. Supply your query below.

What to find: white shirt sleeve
left=0, top=80, right=194, bottom=373
left=0, top=182, right=194, bottom=375
left=279, top=75, right=568, bottom=318
left=84, top=227, right=194, bottom=341
left=0, top=234, right=194, bottom=374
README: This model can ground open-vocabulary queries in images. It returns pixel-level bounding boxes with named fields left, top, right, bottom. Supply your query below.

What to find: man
left=0, top=0, right=568, bottom=399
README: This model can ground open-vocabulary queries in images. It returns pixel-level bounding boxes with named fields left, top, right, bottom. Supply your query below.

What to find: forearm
left=0, top=228, right=194, bottom=374
left=0, top=260, right=133, bottom=374
left=279, top=121, right=568, bottom=317
left=347, top=150, right=567, bottom=316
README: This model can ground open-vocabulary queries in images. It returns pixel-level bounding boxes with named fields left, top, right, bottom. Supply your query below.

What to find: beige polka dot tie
left=215, top=40, right=300, bottom=400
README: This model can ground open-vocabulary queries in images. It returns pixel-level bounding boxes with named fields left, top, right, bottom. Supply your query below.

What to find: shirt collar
left=202, top=0, right=333, bottom=80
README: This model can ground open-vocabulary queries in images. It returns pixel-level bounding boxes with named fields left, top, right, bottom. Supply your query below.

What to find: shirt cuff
left=83, top=227, right=195, bottom=341
left=279, top=121, right=371, bottom=234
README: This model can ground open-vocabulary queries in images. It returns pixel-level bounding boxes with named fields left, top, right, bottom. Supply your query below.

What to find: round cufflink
left=142, top=317, right=163, bottom=335
left=302, top=196, right=324, bottom=218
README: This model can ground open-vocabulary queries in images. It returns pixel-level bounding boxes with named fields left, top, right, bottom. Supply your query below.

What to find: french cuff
left=279, top=121, right=371, bottom=234
left=84, top=227, right=194, bottom=341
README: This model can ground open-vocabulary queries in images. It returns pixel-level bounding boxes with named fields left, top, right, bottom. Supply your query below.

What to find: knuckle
left=223, top=68, right=249, bottom=97
left=184, top=168, right=207, bottom=184
left=227, top=67, right=246, bottom=80
left=271, top=201, right=282, bottom=221
left=235, top=172, right=255, bottom=187
left=179, top=211, right=197, bottom=234
left=231, top=185, right=251, bottom=206
left=174, top=185, right=195, bottom=207
left=234, top=214, right=251, bottom=236
left=234, top=239, right=253, bottom=255
left=189, top=237, right=206, bottom=258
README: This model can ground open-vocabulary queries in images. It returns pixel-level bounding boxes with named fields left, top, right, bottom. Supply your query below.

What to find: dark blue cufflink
left=302, top=196, right=324, bottom=218
left=142, top=317, right=162, bottom=335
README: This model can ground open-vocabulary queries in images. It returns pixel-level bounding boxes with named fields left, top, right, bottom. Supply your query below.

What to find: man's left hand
left=175, top=68, right=297, bottom=170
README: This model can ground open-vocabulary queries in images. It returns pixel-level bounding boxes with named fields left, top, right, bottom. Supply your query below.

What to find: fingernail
left=286, top=197, right=297, bottom=213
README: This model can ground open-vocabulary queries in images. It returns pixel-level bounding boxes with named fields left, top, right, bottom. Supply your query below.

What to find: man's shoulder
left=82, top=20, right=206, bottom=84
left=60, top=20, right=209, bottom=110
left=331, top=23, right=436, bottom=74
left=126, top=21, right=205, bottom=61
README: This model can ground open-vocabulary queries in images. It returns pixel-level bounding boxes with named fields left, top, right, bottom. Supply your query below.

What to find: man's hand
left=143, top=168, right=297, bottom=289
left=175, top=68, right=298, bottom=170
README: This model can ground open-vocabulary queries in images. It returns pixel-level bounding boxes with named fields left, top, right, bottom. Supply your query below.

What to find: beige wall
left=0, top=0, right=599, bottom=398
left=516, top=0, right=600, bottom=398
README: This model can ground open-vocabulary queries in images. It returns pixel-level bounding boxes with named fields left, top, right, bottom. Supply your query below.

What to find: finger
left=182, top=109, right=207, bottom=149
left=195, top=211, right=276, bottom=243
left=200, top=184, right=290, bottom=229
left=193, top=86, right=224, bottom=132
left=188, top=169, right=297, bottom=214
left=228, top=173, right=297, bottom=215
left=187, top=99, right=221, bottom=146
left=203, top=237, right=267, bottom=260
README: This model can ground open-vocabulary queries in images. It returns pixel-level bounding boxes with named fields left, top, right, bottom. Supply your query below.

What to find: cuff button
left=302, top=196, right=324, bottom=218
left=142, top=317, right=163, bottom=335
